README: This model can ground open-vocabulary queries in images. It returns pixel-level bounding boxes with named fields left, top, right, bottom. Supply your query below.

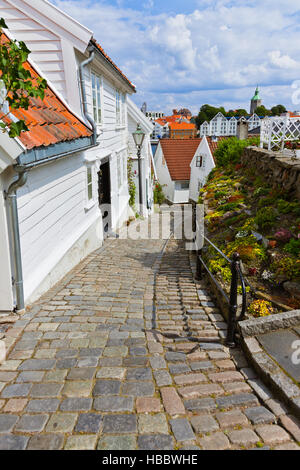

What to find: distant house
left=152, top=119, right=170, bottom=139
left=189, top=136, right=227, bottom=202
left=169, top=122, right=197, bottom=139
left=200, top=112, right=262, bottom=137
left=154, top=137, right=226, bottom=204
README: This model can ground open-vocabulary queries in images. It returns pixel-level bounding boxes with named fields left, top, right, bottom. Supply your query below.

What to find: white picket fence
left=260, top=116, right=300, bottom=151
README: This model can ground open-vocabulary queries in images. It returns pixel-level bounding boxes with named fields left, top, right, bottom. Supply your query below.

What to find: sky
left=50, top=0, right=300, bottom=115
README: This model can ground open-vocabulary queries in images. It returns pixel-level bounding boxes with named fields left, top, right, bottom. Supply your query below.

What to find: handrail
left=195, top=226, right=247, bottom=347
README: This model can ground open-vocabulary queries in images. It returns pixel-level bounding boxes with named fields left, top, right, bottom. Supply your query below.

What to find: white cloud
left=269, top=51, right=299, bottom=69
left=50, top=0, right=300, bottom=113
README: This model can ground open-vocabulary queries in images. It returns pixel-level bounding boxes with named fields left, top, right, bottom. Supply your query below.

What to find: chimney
left=237, top=120, right=249, bottom=140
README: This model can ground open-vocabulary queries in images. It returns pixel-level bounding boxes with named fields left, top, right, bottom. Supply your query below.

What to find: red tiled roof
left=169, top=122, right=196, bottom=130
left=91, top=38, right=136, bottom=91
left=155, top=118, right=168, bottom=126
left=160, top=137, right=230, bottom=180
left=160, top=139, right=201, bottom=181
left=0, top=33, right=92, bottom=150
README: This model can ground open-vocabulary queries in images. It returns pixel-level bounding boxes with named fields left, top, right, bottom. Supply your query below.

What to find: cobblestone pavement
left=0, top=217, right=299, bottom=450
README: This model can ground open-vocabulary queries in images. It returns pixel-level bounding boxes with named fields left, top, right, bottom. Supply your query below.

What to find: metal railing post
left=196, top=249, right=202, bottom=280
left=226, top=252, right=240, bottom=348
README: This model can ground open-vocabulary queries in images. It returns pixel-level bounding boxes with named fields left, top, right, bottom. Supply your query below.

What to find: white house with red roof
left=154, top=137, right=222, bottom=204
left=0, top=0, right=153, bottom=313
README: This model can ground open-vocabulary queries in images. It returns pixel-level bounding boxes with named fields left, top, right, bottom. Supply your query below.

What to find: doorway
left=98, top=160, right=111, bottom=236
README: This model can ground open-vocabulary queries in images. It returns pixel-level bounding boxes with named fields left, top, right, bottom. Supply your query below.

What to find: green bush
left=284, top=239, right=300, bottom=257
left=254, top=207, right=277, bottom=230
left=214, top=137, right=260, bottom=167
left=154, top=182, right=165, bottom=205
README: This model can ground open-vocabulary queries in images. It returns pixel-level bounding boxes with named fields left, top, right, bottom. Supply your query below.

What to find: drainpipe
left=79, top=47, right=97, bottom=145
left=5, top=169, right=28, bottom=313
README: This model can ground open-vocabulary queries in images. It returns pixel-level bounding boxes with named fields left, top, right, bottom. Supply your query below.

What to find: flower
left=274, top=228, right=292, bottom=243
left=248, top=300, right=274, bottom=317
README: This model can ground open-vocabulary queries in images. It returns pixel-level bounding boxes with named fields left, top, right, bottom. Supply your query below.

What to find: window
left=175, top=181, right=189, bottom=190
left=116, top=91, right=126, bottom=127
left=196, top=155, right=203, bottom=167
left=117, top=153, right=122, bottom=189
left=87, top=167, right=93, bottom=200
left=123, top=153, right=127, bottom=182
left=198, top=181, right=204, bottom=192
left=91, top=72, right=102, bottom=124
left=121, top=93, right=126, bottom=126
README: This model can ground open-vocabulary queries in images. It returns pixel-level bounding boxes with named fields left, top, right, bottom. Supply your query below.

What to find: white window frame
left=196, top=155, right=203, bottom=167
left=116, top=90, right=126, bottom=128
left=91, top=71, right=102, bottom=125
left=85, top=164, right=96, bottom=211
left=117, top=152, right=122, bottom=190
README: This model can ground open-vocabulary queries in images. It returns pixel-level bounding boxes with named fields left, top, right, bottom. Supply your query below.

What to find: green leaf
left=0, top=18, right=8, bottom=29
left=8, top=120, right=29, bottom=138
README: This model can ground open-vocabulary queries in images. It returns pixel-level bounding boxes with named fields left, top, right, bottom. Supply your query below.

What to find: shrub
left=254, top=207, right=277, bottom=230
left=214, top=137, right=260, bottom=167
left=218, top=202, right=240, bottom=212
left=271, top=256, right=300, bottom=281
left=153, top=182, right=165, bottom=205
left=284, top=239, right=300, bottom=257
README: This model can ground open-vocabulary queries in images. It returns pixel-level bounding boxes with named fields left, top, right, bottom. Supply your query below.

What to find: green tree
left=255, top=105, right=271, bottom=117
left=234, top=109, right=248, bottom=117
left=195, top=104, right=224, bottom=129
left=0, top=18, right=47, bottom=137
left=271, top=104, right=287, bottom=116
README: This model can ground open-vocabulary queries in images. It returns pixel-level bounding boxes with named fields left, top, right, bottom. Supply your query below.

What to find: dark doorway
left=98, top=160, right=111, bottom=236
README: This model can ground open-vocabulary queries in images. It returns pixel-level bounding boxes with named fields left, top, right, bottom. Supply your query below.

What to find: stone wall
left=242, top=147, right=300, bottom=200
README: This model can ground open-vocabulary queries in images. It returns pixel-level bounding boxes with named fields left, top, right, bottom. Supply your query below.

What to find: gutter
left=79, top=47, right=98, bottom=145
left=5, top=169, right=28, bottom=313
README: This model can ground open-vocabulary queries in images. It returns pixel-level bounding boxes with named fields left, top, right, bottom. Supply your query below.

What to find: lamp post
left=132, top=123, right=145, bottom=216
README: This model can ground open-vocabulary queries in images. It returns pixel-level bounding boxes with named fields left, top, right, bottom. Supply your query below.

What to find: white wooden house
left=154, top=137, right=225, bottom=204
left=189, top=136, right=219, bottom=202
left=127, top=98, right=156, bottom=216
left=0, top=0, right=150, bottom=313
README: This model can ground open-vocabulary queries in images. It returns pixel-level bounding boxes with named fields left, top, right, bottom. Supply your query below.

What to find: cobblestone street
left=0, top=215, right=299, bottom=450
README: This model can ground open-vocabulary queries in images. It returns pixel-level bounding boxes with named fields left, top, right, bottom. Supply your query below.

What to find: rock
left=0, top=340, right=6, bottom=365
left=252, top=231, right=263, bottom=242
left=0, top=316, right=18, bottom=324
left=283, top=282, right=300, bottom=300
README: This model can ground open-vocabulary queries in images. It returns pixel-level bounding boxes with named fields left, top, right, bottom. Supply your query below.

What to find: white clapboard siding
left=0, top=0, right=68, bottom=100
left=16, top=153, right=100, bottom=299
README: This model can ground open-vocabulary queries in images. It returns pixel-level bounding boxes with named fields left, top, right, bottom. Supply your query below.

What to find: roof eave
left=90, top=40, right=136, bottom=94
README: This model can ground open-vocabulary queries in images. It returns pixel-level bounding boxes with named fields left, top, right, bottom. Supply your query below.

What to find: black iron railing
left=195, top=233, right=247, bottom=348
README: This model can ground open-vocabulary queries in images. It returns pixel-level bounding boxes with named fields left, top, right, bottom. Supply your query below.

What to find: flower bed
left=201, top=161, right=300, bottom=317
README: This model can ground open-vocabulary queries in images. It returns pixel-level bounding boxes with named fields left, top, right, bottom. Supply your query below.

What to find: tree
left=271, top=104, right=287, bottom=116
left=234, top=109, right=248, bottom=117
left=195, top=104, right=223, bottom=129
left=0, top=18, right=47, bottom=137
left=255, top=105, right=271, bottom=117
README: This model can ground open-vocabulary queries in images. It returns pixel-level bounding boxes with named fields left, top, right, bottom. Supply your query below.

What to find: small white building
left=189, top=136, right=219, bottom=202
left=151, top=120, right=170, bottom=140
left=154, top=139, right=201, bottom=204
left=154, top=137, right=225, bottom=204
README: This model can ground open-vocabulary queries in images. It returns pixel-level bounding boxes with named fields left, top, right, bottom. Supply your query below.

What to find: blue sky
left=51, top=0, right=300, bottom=114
